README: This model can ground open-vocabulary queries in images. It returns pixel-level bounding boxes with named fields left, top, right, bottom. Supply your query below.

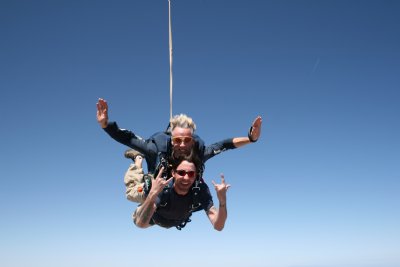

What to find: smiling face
left=171, top=127, right=194, bottom=157
left=172, top=160, right=197, bottom=195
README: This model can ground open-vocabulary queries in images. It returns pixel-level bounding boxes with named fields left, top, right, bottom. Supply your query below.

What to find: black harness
left=156, top=177, right=205, bottom=230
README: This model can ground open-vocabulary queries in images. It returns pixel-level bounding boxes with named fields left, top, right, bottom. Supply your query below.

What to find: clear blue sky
left=1, top=1, right=399, bottom=267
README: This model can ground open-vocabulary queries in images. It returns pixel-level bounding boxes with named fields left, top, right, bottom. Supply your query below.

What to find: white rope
left=168, top=0, right=173, bottom=120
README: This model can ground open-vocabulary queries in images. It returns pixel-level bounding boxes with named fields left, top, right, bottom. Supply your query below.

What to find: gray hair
left=170, top=114, right=196, bottom=133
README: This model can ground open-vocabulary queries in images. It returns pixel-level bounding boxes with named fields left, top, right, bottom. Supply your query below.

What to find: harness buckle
left=191, top=186, right=201, bottom=209
left=192, top=185, right=200, bottom=196
left=191, top=202, right=201, bottom=210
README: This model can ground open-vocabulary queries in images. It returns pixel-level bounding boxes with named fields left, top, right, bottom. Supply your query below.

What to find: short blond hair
left=170, top=114, right=196, bottom=133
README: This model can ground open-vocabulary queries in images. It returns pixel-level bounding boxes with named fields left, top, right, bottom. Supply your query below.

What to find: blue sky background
left=1, top=0, right=399, bottom=266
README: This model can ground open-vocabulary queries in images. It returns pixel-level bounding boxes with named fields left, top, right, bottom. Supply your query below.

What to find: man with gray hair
left=96, top=98, right=262, bottom=203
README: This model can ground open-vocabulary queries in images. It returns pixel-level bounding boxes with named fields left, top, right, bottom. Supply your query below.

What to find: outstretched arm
left=96, top=98, right=152, bottom=157
left=134, top=168, right=173, bottom=228
left=206, top=174, right=230, bottom=231
left=203, top=116, right=263, bottom=162
left=232, top=115, right=262, bottom=148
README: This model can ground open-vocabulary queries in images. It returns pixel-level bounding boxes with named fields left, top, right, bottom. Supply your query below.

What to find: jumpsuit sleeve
left=103, top=121, right=151, bottom=156
left=203, top=138, right=236, bottom=162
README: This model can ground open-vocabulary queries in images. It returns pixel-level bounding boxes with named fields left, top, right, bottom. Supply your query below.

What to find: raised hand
left=212, top=173, right=231, bottom=202
left=96, top=98, right=109, bottom=128
left=249, top=115, right=262, bottom=142
left=149, top=167, right=173, bottom=198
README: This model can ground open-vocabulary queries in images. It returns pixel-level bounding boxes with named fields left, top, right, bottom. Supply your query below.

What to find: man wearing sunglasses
left=133, top=154, right=230, bottom=230
left=96, top=98, right=261, bottom=203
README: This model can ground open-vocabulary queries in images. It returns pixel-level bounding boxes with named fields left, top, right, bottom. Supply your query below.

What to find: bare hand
left=96, top=98, right=109, bottom=128
left=249, top=115, right=262, bottom=142
left=149, top=167, right=173, bottom=198
left=212, top=173, right=230, bottom=202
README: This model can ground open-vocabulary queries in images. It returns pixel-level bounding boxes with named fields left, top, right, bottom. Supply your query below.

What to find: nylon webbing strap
left=168, top=0, right=173, bottom=120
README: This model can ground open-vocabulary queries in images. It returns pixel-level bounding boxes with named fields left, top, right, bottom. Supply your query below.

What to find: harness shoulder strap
left=191, top=178, right=202, bottom=211
left=176, top=179, right=203, bottom=230
left=149, top=131, right=172, bottom=178
left=158, top=179, right=174, bottom=207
